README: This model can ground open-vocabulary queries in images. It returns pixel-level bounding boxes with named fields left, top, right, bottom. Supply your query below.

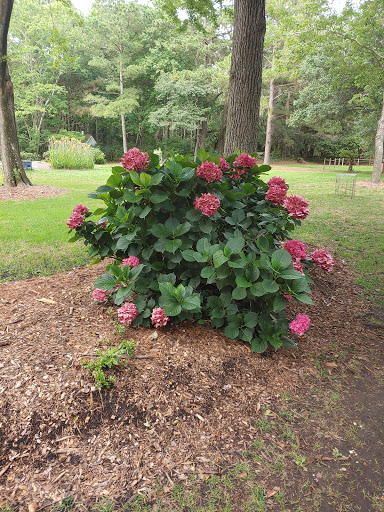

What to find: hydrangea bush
left=67, top=147, right=334, bottom=352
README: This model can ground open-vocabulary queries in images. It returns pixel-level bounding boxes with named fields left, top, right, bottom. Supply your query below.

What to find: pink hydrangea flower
left=311, top=249, right=335, bottom=273
left=122, top=256, right=140, bottom=267
left=72, top=204, right=89, bottom=216
left=92, top=289, right=109, bottom=302
left=267, top=176, right=288, bottom=192
left=66, top=211, right=84, bottom=230
left=121, top=148, right=150, bottom=172
left=194, top=193, right=220, bottom=217
left=266, top=185, right=287, bottom=205
left=196, top=161, right=222, bottom=183
left=233, top=153, right=256, bottom=169
left=229, top=168, right=246, bottom=180
left=284, top=294, right=293, bottom=301
left=289, top=314, right=311, bottom=335
left=117, top=302, right=139, bottom=324
left=284, top=240, right=306, bottom=260
left=292, top=258, right=304, bottom=274
left=284, top=195, right=309, bottom=220
left=219, top=156, right=230, bottom=172
left=151, top=307, right=169, bottom=328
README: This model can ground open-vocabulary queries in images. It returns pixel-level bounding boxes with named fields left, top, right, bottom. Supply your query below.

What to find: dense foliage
left=66, top=149, right=333, bottom=353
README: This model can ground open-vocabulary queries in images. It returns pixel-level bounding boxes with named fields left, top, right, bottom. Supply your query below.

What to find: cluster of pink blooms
left=283, top=195, right=309, bottom=220
left=289, top=314, right=311, bottom=335
left=194, top=193, right=220, bottom=217
left=196, top=161, right=222, bottom=183
left=92, top=288, right=109, bottom=303
left=284, top=240, right=306, bottom=260
left=292, top=259, right=304, bottom=274
left=267, top=176, right=288, bottom=192
left=219, top=156, right=230, bottom=172
left=122, top=256, right=140, bottom=267
left=234, top=153, right=257, bottom=169
left=284, top=293, right=293, bottom=301
left=265, top=186, right=287, bottom=205
left=151, top=307, right=169, bottom=328
left=121, top=148, right=150, bottom=172
left=66, top=204, right=89, bottom=230
left=311, top=249, right=335, bottom=273
left=117, top=302, right=139, bottom=324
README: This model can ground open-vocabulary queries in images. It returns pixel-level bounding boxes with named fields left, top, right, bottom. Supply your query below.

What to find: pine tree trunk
left=216, top=102, right=228, bottom=155
left=119, top=51, right=127, bottom=154
left=200, top=118, right=208, bottom=149
left=263, top=78, right=276, bottom=165
left=224, top=0, right=266, bottom=156
left=0, top=0, right=31, bottom=187
left=372, top=89, right=384, bottom=184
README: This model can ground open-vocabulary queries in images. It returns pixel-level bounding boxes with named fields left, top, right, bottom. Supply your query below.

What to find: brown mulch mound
left=0, top=260, right=381, bottom=508
left=0, top=185, right=67, bottom=202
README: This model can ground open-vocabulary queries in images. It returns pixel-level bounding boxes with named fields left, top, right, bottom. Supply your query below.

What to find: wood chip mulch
left=0, top=185, right=67, bottom=202
left=0, top=260, right=381, bottom=508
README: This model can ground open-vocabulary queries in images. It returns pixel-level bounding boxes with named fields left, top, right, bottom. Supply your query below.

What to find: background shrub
left=49, top=136, right=94, bottom=169
left=92, top=147, right=106, bottom=164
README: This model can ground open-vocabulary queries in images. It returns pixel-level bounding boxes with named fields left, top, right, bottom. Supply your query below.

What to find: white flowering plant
left=67, top=148, right=334, bottom=352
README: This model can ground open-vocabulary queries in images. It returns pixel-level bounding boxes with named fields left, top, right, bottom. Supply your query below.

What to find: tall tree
left=224, top=0, right=266, bottom=155
left=0, top=0, right=31, bottom=186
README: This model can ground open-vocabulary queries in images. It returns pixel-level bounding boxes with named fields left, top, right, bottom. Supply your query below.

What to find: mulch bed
left=0, top=185, right=67, bottom=202
left=1, top=257, right=382, bottom=510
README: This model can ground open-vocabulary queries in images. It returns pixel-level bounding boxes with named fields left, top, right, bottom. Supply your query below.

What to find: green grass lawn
left=0, top=163, right=383, bottom=303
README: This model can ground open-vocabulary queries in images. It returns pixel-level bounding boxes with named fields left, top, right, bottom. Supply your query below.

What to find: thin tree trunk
left=0, top=0, right=31, bottom=187
left=216, top=101, right=228, bottom=155
left=119, top=50, right=127, bottom=154
left=193, top=129, right=199, bottom=160
left=263, top=78, right=276, bottom=165
left=224, top=0, right=266, bottom=156
left=200, top=118, right=208, bottom=149
left=372, top=88, right=384, bottom=184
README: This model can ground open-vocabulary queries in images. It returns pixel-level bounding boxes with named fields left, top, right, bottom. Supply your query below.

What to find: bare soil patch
left=0, top=261, right=383, bottom=510
left=0, top=185, right=67, bottom=202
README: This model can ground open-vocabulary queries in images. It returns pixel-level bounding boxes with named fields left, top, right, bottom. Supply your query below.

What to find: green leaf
left=197, top=148, right=210, bottom=162
left=150, top=190, right=169, bottom=204
left=201, top=266, right=215, bottom=279
left=240, top=328, right=253, bottom=343
left=139, top=173, right=151, bottom=188
left=93, top=274, right=118, bottom=290
left=269, top=337, right=283, bottom=350
left=243, top=183, right=256, bottom=194
left=235, top=275, right=252, bottom=288
left=228, top=258, right=247, bottom=268
left=159, top=282, right=176, bottom=298
left=107, top=174, right=122, bottom=187
left=273, top=295, right=287, bottom=311
left=251, top=338, right=268, bottom=353
left=164, top=239, right=183, bottom=253
left=196, top=238, right=210, bottom=253
left=96, top=185, right=115, bottom=193
left=256, top=236, right=270, bottom=252
left=185, top=209, right=201, bottom=222
left=115, top=233, right=135, bottom=251
left=225, top=237, right=245, bottom=254
left=279, top=270, right=306, bottom=280
left=181, top=294, right=201, bottom=311
left=262, top=279, right=279, bottom=293
left=129, top=171, right=141, bottom=186
left=150, top=223, right=172, bottom=238
left=180, top=167, right=195, bottom=181
left=123, top=190, right=141, bottom=203
left=232, top=287, right=247, bottom=300
left=271, top=249, right=292, bottom=271
left=224, top=324, right=240, bottom=339
left=282, top=337, right=297, bottom=349
left=244, top=312, right=258, bottom=328
left=150, top=173, right=163, bottom=186
left=259, top=253, right=272, bottom=270
left=174, top=222, right=191, bottom=237
left=213, top=250, right=228, bottom=268
left=295, top=293, right=314, bottom=305
left=250, top=283, right=267, bottom=297
left=158, top=273, right=176, bottom=284
left=161, top=301, right=182, bottom=316
left=139, top=205, right=151, bottom=218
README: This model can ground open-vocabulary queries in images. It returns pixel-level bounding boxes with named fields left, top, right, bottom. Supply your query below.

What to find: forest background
left=9, top=0, right=384, bottom=167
